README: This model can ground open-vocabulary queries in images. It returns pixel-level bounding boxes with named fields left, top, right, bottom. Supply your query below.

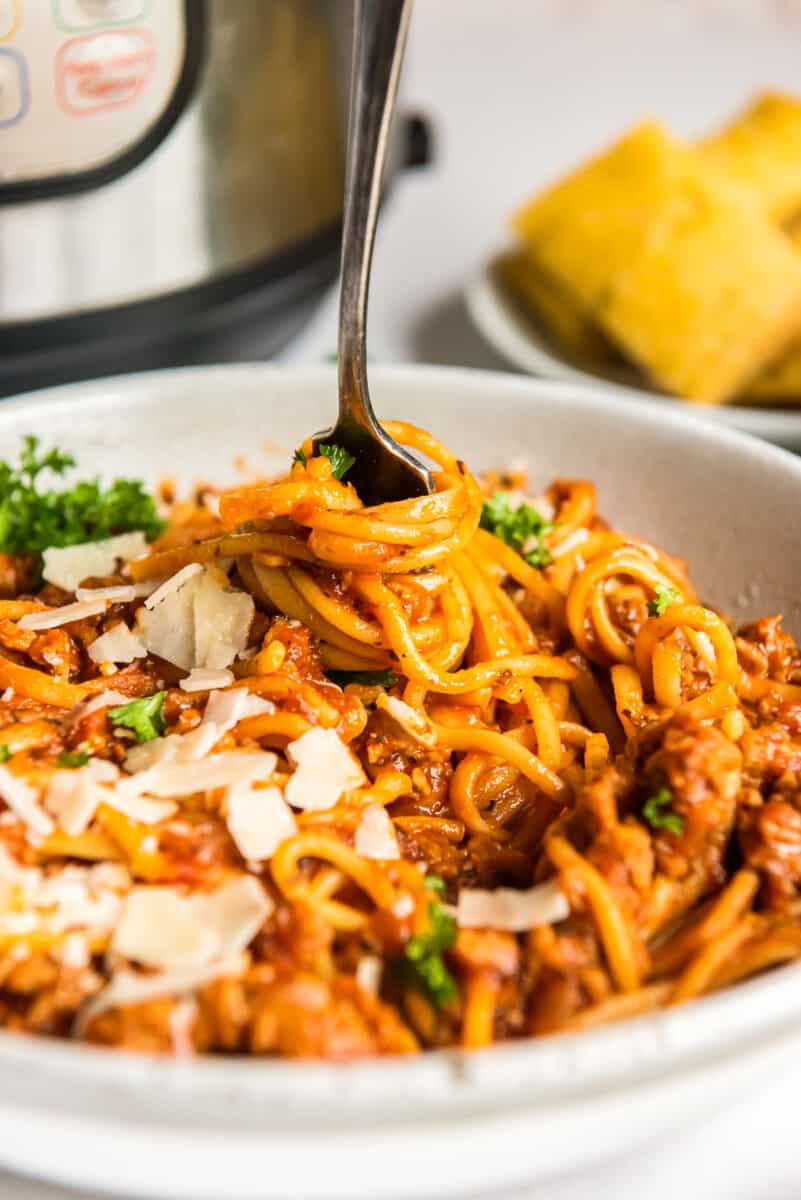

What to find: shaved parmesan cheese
left=144, top=563, right=203, bottom=610
left=180, top=668, right=235, bottom=693
left=76, top=954, right=247, bottom=1031
left=113, top=888, right=220, bottom=968
left=87, top=623, right=147, bottom=665
left=226, top=783, right=296, bottom=861
left=103, top=792, right=177, bottom=825
left=456, top=879, right=570, bottom=931
left=137, top=569, right=198, bottom=670
left=124, top=723, right=221, bottom=773
left=42, top=532, right=149, bottom=593
left=46, top=758, right=175, bottom=834
left=58, top=933, right=90, bottom=970
left=0, top=766, right=54, bottom=841
left=193, top=876, right=272, bottom=957
left=45, top=759, right=118, bottom=836
left=75, top=585, right=136, bottom=603
left=355, top=955, right=382, bottom=994
left=376, top=695, right=437, bottom=748
left=138, top=566, right=253, bottom=672
left=111, top=877, right=271, bottom=970
left=121, top=751, right=277, bottom=799
left=354, top=805, right=399, bottom=860
left=285, top=727, right=365, bottom=812
left=18, top=597, right=107, bottom=631
left=0, top=851, right=128, bottom=938
left=192, top=569, right=254, bottom=670
left=203, top=688, right=274, bottom=733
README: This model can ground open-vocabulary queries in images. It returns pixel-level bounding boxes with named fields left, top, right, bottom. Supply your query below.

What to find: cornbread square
left=745, top=220, right=801, bottom=403
left=493, top=249, right=619, bottom=370
left=512, top=121, right=801, bottom=403
left=699, top=92, right=801, bottom=223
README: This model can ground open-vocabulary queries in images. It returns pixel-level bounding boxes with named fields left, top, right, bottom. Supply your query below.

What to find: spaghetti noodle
left=0, top=422, right=797, bottom=1058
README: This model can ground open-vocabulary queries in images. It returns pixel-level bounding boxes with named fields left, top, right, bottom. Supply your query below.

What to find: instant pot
left=0, top=0, right=427, bottom=394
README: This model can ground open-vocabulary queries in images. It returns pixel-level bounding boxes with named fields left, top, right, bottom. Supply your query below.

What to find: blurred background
left=4, top=0, right=801, bottom=397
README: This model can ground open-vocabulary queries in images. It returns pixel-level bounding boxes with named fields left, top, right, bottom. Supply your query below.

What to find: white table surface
left=7, top=1, right=801, bottom=1196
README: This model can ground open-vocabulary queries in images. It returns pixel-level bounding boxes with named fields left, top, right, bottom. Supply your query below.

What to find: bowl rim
left=0, top=360, right=798, bottom=1128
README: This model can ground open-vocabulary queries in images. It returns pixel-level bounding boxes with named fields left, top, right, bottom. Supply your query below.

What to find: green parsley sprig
left=291, top=443, right=355, bottom=481
left=318, top=444, right=355, bottom=481
left=648, top=583, right=680, bottom=617
left=328, top=669, right=398, bottom=689
left=108, top=692, right=166, bottom=744
left=0, top=435, right=165, bottom=555
left=56, top=749, right=91, bottom=769
left=642, top=787, right=684, bottom=836
left=480, top=491, right=554, bottom=569
left=399, top=876, right=459, bottom=1008
left=0, top=745, right=10, bottom=764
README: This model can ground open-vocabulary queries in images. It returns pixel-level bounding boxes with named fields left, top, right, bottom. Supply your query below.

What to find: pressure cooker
left=0, top=0, right=427, bottom=394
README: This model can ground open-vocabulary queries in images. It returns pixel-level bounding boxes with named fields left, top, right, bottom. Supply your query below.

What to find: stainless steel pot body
left=0, top=0, right=353, bottom=324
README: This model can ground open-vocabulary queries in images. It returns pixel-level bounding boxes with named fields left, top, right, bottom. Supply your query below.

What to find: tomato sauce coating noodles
left=0, top=422, right=797, bottom=1058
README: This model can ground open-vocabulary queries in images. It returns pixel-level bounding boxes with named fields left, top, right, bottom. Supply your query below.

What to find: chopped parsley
left=56, top=749, right=90, bottom=769
left=642, top=787, right=684, bottom=836
left=480, top=490, right=554, bottom=569
left=424, top=875, right=446, bottom=893
left=0, top=745, right=10, bottom=764
left=648, top=583, right=680, bottom=617
left=0, top=435, right=165, bottom=555
left=400, top=886, right=459, bottom=1008
left=108, top=692, right=166, bottom=744
left=318, top=443, right=356, bottom=482
left=292, top=448, right=307, bottom=469
left=328, top=669, right=398, bottom=689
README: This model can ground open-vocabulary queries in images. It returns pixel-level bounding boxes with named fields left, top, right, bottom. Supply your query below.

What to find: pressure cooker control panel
left=0, top=0, right=201, bottom=198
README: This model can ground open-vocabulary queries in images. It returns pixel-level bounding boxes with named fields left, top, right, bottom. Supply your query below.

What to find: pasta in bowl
left=0, top=386, right=797, bottom=1064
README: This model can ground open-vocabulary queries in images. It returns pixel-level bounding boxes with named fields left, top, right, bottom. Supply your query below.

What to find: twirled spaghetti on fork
left=0, top=421, right=797, bottom=1056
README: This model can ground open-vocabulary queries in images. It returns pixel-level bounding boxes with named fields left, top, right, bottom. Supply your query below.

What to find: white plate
left=1, top=363, right=801, bottom=1200
left=465, top=265, right=801, bottom=452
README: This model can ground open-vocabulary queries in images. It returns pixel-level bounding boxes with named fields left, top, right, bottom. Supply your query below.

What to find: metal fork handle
left=337, top=0, right=413, bottom=434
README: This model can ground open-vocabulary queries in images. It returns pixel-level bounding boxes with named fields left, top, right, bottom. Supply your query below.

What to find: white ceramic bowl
left=0, top=363, right=800, bottom=1200
left=465, top=265, right=801, bottom=452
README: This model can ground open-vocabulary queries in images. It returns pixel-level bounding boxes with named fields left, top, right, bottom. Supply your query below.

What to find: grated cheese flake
left=75, top=585, right=136, bottom=603
left=202, top=688, right=274, bottom=733
left=285, top=727, right=365, bottom=812
left=0, top=765, right=54, bottom=841
left=87, top=623, right=147, bottom=665
left=42, top=532, right=149, bottom=593
left=456, top=879, right=570, bottom=932
left=143, top=563, right=204, bottom=610
left=76, top=954, right=247, bottom=1033
left=18, top=597, right=108, bottom=632
left=111, top=876, right=271, bottom=970
left=124, top=723, right=221, bottom=773
left=354, top=804, right=400, bottom=860
left=180, top=668, right=235, bottom=693
left=138, top=566, right=254, bottom=672
left=376, top=694, right=437, bottom=748
left=119, top=750, right=277, bottom=799
left=226, top=783, right=297, bottom=862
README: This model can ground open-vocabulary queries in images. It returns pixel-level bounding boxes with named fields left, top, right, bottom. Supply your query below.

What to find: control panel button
left=0, top=49, right=28, bottom=127
left=0, top=0, right=20, bottom=42
left=55, top=29, right=156, bottom=115
left=54, top=0, right=149, bottom=31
